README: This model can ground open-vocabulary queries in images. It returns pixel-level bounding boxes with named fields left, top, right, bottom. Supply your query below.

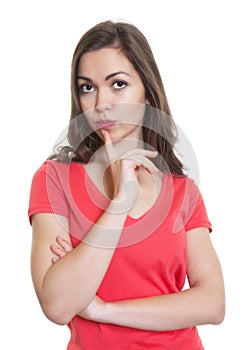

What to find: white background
left=0, top=0, right=247, bottom=348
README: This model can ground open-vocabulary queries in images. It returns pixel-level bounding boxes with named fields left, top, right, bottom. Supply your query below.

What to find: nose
left=95, top=88, right=113, bottom=112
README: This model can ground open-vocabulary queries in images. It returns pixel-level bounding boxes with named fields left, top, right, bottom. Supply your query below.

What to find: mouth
left=97, top=120, right=116, bottom=130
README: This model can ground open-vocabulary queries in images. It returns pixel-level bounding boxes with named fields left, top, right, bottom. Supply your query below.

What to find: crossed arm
left=32, top=214, right=225, bottom=331
left=80, top=227, right=225, bottom=331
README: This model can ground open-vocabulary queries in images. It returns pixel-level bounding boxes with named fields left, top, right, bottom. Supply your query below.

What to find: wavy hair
left=50, top=20, right=184, bottom=175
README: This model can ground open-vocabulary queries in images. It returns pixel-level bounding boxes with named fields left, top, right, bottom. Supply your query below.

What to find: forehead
left=78, top=47, right=136, bottom=76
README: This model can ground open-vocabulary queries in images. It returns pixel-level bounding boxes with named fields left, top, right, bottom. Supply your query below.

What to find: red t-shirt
left=28, top=160, right=212, bottom=349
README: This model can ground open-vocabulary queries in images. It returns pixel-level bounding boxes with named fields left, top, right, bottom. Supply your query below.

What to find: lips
left=97, top=120, right=116, bottom=130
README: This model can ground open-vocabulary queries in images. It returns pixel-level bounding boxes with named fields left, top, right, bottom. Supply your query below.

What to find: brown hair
left=50, top=20, right=184, bottom=175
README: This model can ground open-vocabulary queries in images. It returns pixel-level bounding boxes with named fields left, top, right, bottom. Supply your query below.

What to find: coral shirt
left=28, top=160, right=212, bottom=349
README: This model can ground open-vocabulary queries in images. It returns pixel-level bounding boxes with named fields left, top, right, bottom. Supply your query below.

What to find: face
left=77, top=47, right=148, bottom=143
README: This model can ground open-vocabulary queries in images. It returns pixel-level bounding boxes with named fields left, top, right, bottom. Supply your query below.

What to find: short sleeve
left=184, top=179, right=212, bottom=233
left=172, top=178, right=212, bottom=234
left=28, top=161, right=69, bottom=224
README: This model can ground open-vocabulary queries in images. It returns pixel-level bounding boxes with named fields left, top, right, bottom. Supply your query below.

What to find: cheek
left=79, top=98, right=88, bottom=113
left=134, top=84, right=146, bottom=104
left=79, top=98, right=96, bottom=125
left=83, top=112, right=95, bottom=131
left=120, top=103, right=146, bottom=125
left=79, top=94, right=95, bottom=113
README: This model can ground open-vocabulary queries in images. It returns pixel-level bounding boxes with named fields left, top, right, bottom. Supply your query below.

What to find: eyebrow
left=77, top=71, right=131, bottom=82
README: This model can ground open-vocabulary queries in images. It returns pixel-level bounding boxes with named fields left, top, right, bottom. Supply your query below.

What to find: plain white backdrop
left=1, top=0, right=247, bottom=348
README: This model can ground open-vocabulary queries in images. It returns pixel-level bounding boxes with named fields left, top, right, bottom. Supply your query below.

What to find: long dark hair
left=50, top=20, right=184, bottom=176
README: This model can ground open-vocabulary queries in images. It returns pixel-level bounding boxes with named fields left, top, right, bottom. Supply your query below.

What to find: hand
left=50, top=236, right=73, bottom=264
left=102, top=130, right=159, bottom=213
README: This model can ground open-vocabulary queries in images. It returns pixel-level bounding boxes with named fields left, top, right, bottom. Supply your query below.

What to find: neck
left=113, top=137, right=145, bottom=154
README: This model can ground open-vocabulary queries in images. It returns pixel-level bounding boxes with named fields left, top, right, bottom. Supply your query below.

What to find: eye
left=79, top=84, right=95, bottom=93
left=112, top=80, right=127, bottom=90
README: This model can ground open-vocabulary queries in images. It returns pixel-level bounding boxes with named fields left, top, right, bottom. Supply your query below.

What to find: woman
left=28, top=20, right=225, bottom=349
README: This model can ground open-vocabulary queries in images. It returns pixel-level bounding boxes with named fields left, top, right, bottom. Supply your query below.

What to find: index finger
left=101, top=130, right=117, bottom=162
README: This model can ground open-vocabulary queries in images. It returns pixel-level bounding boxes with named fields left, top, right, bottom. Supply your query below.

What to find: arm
left=78, top=227, right=225, bottom=331
left=31, top=206, right=127, bottom=326
left=31, top=131, right=158, bottom=326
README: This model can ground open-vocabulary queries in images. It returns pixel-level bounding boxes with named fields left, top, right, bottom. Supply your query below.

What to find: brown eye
left=79, top=84, right=95, bottom=93
left=113, top=80, right=127, bottom=90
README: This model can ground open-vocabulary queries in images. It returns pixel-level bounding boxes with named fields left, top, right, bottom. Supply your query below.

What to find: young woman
left=28, top=20, right=225, bottom=349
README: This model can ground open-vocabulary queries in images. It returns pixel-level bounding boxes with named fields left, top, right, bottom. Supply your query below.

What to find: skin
left=52, top=226, right=225, bottom=330
left=31, top=47, right=225, bottom=329
left=77, top=47, right=150, bottom=143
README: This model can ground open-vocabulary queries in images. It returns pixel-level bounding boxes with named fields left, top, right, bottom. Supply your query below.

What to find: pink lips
left=97, top=120, right=116, bottom=130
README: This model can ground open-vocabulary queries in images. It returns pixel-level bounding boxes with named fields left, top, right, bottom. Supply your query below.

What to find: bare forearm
left=95, top=228, right=225, bottom=331
left=101, top=287, right=225, bottom=331
left=40, top=203, right=127, bottom=324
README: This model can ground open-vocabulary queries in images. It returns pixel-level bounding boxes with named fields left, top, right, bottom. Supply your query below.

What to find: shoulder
left=28, top=160, right=74, bottom=223
left=32, top=160, right=83, bottom=179
left=166, top=174, right=199, bottom=201
left=170, top=174, right=203, bottom=210
left=171, top=174, right=197, bottom=188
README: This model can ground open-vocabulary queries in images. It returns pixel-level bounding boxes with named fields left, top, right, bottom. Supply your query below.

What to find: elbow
left=40, top=300, right=73, bottom=326
left=37, top=289, right=92, bottom=325
left=44, top=311, right=70, bottom=326
left=209, top=294, right=226, bottom=325
left=194, top=286, right=226, bottom=326
left=211, top=302, right=225, bottom=325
